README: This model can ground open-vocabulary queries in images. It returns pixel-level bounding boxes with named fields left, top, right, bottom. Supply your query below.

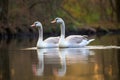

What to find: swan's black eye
left=35, top=23, right=37, bottom=26
left=56, top=18, right=58, bottom=21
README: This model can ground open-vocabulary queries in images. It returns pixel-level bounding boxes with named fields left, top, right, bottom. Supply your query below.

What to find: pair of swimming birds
left=31, top=17, right=95, bottom=48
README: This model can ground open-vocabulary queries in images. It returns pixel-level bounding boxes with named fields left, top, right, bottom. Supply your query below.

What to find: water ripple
left=21, top=45, right=120, bottom=50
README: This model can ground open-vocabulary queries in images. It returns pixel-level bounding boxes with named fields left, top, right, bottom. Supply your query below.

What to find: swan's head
left=31, top=21, right=42, bottom=28
left=51, top=17, right=64, bottom=24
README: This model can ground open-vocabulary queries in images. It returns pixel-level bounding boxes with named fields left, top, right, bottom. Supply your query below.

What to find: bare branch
left=109, top=0, right=116, bottom=12
left=29, top=1, right=47, bottom=10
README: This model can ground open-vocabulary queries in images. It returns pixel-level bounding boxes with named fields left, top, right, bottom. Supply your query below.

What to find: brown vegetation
left=0, top=0, right=120, bottom=38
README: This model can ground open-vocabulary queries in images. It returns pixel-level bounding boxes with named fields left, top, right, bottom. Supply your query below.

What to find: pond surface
left=0, top=35, right=120, bottom=80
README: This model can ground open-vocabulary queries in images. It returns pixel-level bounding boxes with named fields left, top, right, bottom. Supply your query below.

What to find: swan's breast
left=59, top=40, right=68, bottom=48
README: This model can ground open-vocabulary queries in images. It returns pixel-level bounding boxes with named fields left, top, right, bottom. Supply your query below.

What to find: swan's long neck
left=60, top=22, right=65, bottom=39
left=38, top=26, right=43, bottom=43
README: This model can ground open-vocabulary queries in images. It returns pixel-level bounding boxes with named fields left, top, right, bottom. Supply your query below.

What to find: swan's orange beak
left=51, top=20, right=56, bottom=23
left=31, top=24, right=35, bottom=27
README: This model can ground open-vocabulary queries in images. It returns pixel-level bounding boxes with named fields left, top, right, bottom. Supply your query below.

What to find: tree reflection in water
left=0, top=35, right=120, bottom=80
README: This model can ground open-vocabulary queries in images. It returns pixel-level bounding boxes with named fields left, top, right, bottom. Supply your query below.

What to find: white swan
left=31, top=21, right=59, bottom=48
left=51, top=17, right=95, bottom=48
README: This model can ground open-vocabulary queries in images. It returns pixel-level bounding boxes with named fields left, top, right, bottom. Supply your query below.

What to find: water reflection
left=33, top=48, right=94, bottom=77
left=0, top=35, right=120, bottom=80
left=32, top=48, right=60, bottom=76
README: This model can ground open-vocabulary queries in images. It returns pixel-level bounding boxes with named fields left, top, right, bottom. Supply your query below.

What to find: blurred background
left=0, top=0, right=120, bottom=37
left=1, top=1, right=120, bottom=80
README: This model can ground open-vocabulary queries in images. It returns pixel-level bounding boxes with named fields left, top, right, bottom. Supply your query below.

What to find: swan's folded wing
left=66, top=35, right=87, bottom=43
left=44, top=37, right=59, bottom=44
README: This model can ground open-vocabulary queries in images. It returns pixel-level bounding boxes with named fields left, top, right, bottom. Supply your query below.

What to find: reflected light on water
left=93, top=63, right=104, bottom=80
left=20, top=45, right=120, bottom=78
left=1, top=35, right=120, bottom=80
left=28, top=48, right=95, bottom=77
left=20, top=45, right=120, bottom=79
left=22, top=45, right=120, bottom=51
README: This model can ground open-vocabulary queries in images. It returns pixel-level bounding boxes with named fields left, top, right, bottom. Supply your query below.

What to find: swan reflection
left=32, top=48, right=95, bottom=76
left=32, top=48, right=59, bottom=76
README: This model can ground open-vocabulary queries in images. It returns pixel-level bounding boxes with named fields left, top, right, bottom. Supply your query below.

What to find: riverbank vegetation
left=0, top=0, right=120, bottom=38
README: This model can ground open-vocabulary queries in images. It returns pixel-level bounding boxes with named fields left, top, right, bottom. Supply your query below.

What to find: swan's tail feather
left=88, top=39, right=95, bottom=43
left=82, top=35, right=88, bottom=38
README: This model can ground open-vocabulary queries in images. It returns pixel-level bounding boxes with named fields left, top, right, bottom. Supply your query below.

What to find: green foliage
left=85, top=12, right=100, bottom=24
left=0, top=0, right=119, bottom=35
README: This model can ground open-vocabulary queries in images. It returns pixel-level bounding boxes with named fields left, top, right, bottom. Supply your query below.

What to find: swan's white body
left=31, top=21, right=59, bottom=48
left=51, top=18, right=95, bottom=48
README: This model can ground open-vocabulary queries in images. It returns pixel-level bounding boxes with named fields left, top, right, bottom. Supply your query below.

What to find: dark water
left=0, top=35, right=120, bottom=80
